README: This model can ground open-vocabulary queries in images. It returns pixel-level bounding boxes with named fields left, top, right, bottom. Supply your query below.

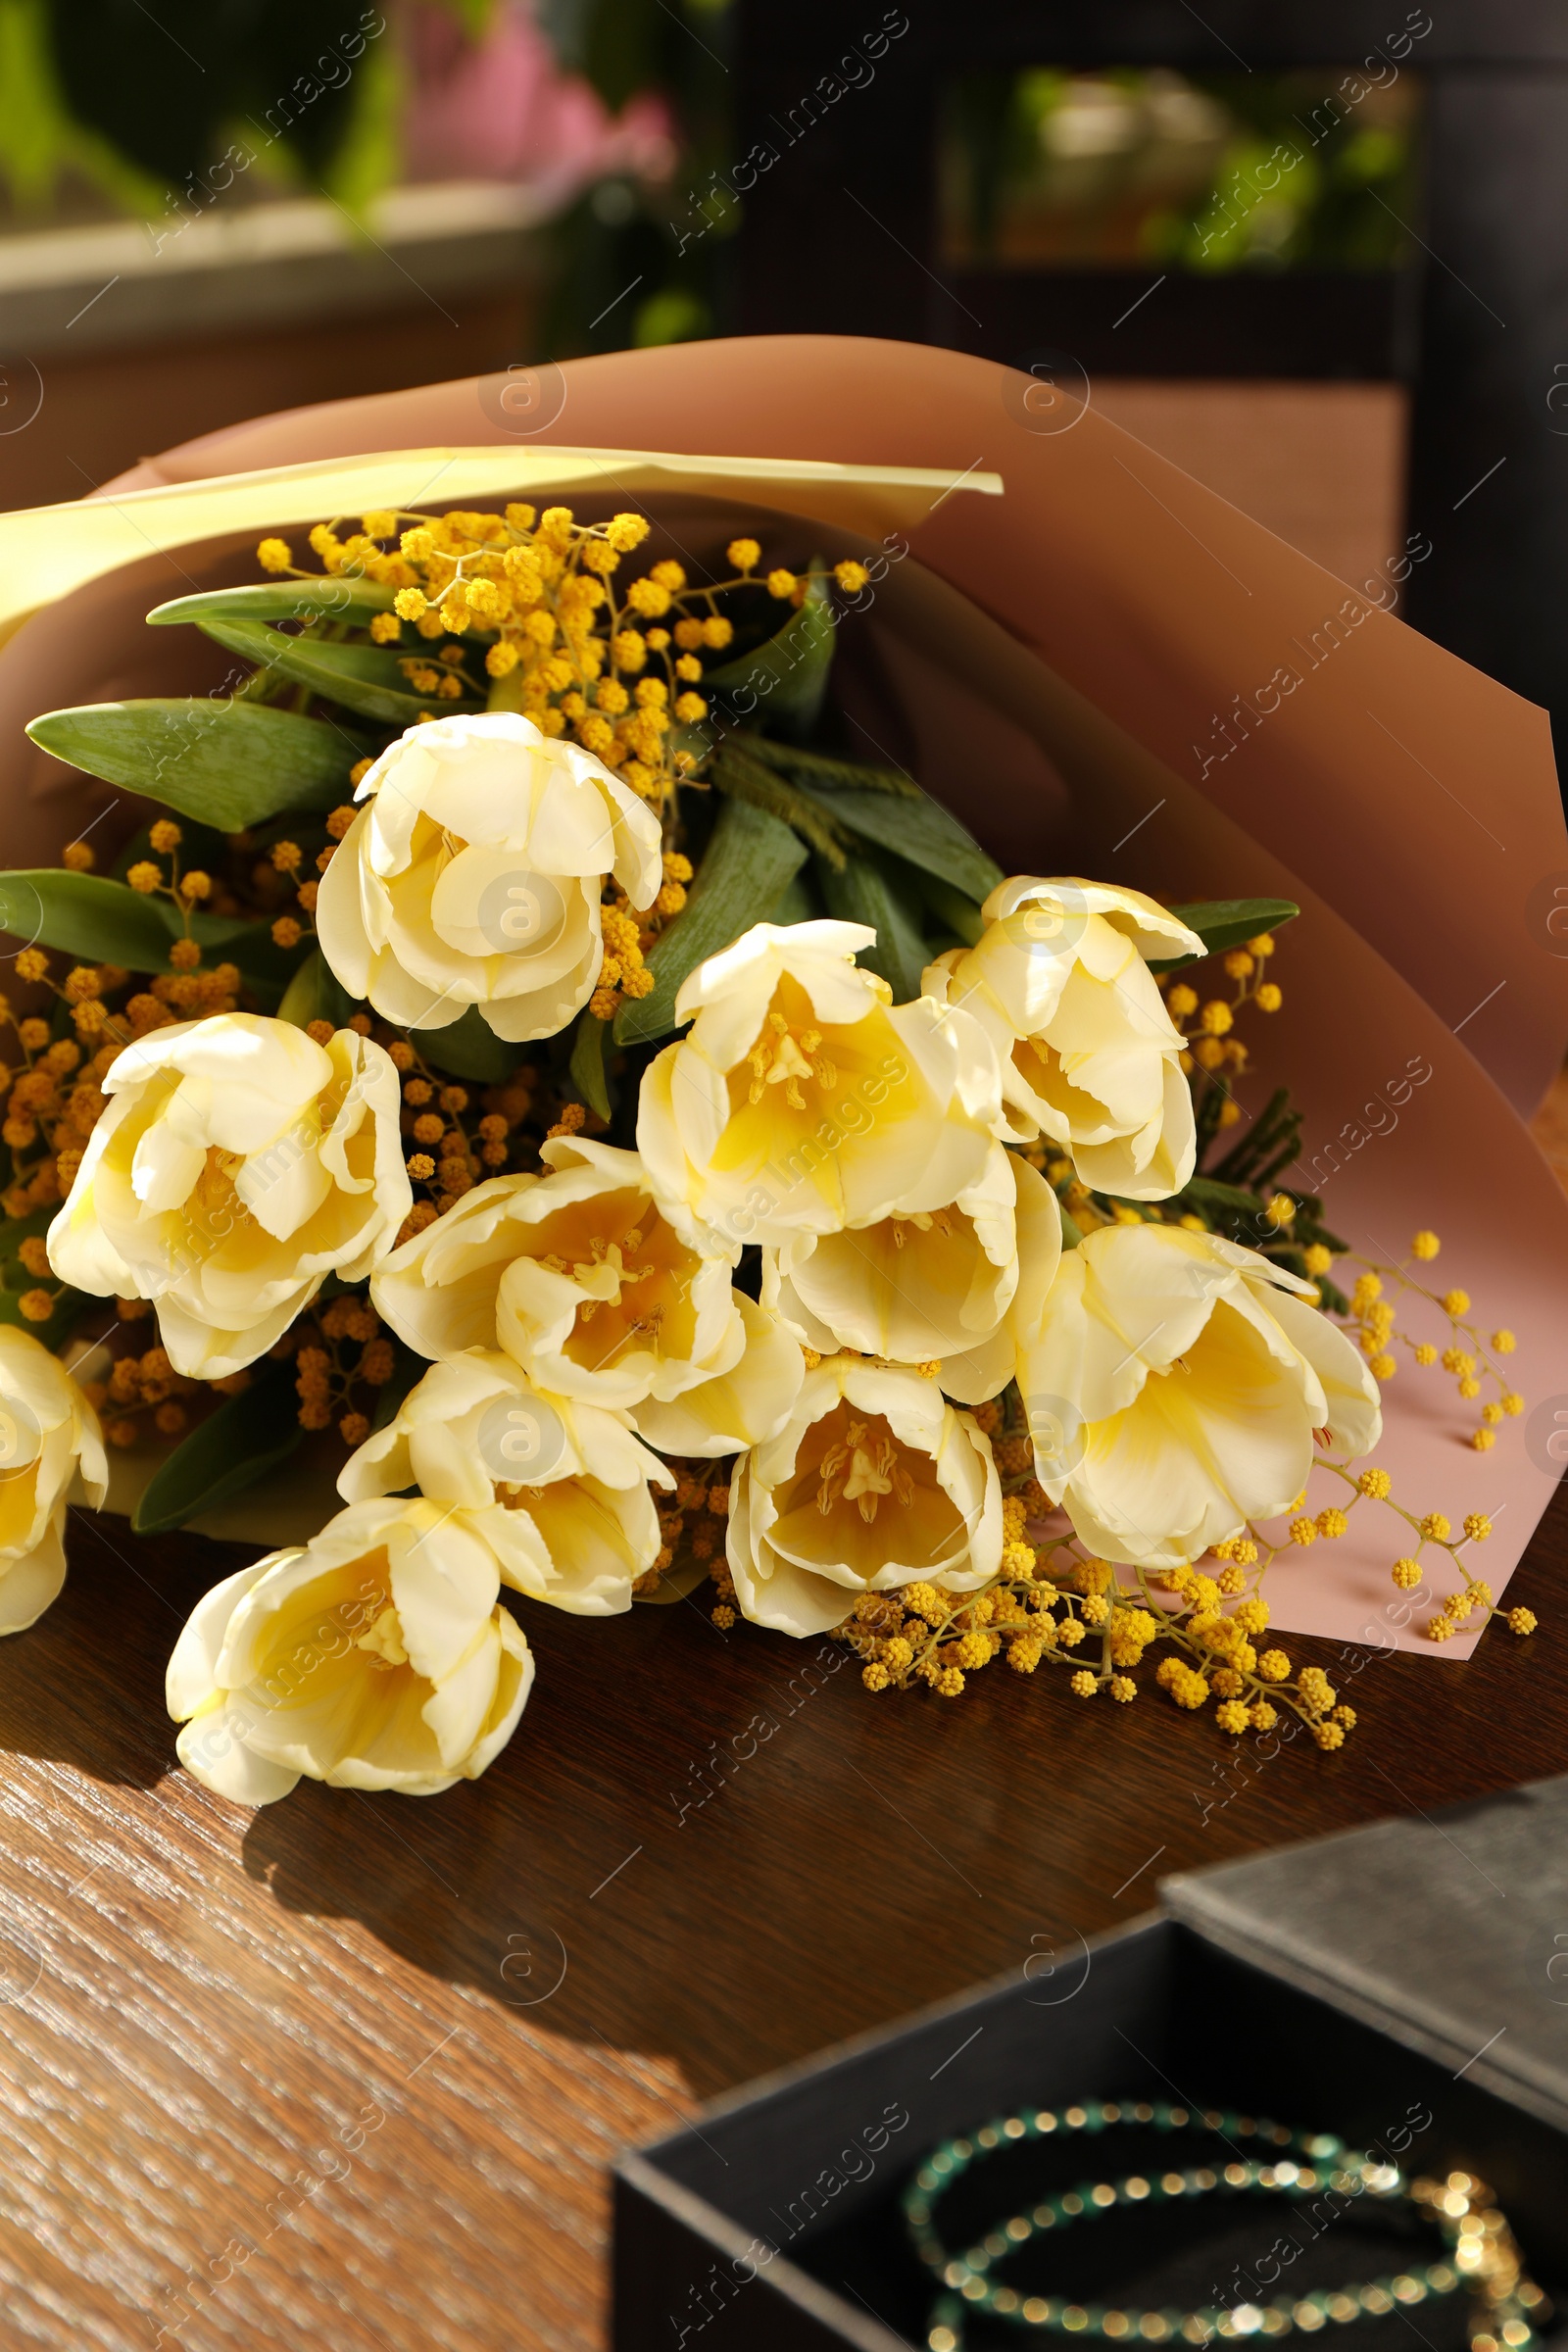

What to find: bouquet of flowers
left=0, top=395, right=1552, bottom=1806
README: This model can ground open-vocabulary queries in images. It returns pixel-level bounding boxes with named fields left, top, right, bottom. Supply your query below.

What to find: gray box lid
left=1163, top=1772, right=1568, bottom=2134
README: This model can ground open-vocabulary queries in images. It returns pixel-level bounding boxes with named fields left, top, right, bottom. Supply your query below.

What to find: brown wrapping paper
left=2, top=334, right=1564, bottom=1652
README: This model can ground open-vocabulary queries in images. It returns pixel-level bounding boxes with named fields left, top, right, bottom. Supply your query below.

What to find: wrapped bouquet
left=0, top=343, right=1562, bottom=1805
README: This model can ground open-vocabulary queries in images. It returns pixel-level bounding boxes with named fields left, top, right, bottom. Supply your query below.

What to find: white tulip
left=168, top=1498, right=533, bottom=1804
left=316, top=710, right=662, bottom=1040
left=637, top=919, right=1002, bottom=1256
left=1018, top=1222, right=1382, bottom=1569
left=761, top=1145, right=1062, bottom=1402
left=370, top=1136, right=803, bottom=1452
left=924, top=877, right=1204, bottom=1200
left=339, top=1351, right=672, bottom=1614
left=726, top=1356, right=1002, bottom=1637
left=0, top=1330, right=107, bottom=1633
left=47, top=1014, right=410, bottom=1379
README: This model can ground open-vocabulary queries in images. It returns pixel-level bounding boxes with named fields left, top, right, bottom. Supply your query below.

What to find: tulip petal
left=177, top=1705, right=303, bottom=1803
left=0, top=1518, right=67, bottom=1635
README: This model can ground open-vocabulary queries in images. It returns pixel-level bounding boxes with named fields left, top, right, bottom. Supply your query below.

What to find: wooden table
left=0, top=1436, right=1563, bottom=2350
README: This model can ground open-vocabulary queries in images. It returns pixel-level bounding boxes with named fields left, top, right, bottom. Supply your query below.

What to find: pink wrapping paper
left=6, top=334, right=1566, bottom=1653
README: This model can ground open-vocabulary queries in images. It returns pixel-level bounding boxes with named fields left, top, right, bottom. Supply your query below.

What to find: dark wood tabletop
left=0, top=1386, right=1563, bottom=2351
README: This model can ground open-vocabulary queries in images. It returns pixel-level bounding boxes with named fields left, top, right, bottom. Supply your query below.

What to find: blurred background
left=0, top=0, right=1563, bottom=743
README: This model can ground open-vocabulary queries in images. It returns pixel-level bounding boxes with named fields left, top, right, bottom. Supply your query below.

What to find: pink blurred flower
left=401, top=0, right=677, bottom=199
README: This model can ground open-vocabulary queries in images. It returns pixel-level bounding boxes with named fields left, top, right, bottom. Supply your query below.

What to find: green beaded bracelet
left=903, top=2104, right=1550, bottom=2352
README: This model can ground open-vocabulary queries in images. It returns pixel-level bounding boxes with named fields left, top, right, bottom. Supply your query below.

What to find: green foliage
left=615, top=795, right=807, bottom=1046
left=790, top=780, right=1004, bottom=907
left=815, top=848, right=929, bottom=1003
left=277, top=949, right=356, bottom=1033
left=192, top=616, right=459, bottom=729
left=131, top=1359, right=303, bottom=1536
left=1153, top=897, right=1299, bottom=969
left=705, top=570, right=835, bottom=740
left=49, top=1, right=373, bottom=187
left=1168, top=1083, right=1349, bottom=1306
left=741, top=737, right=921, bottom=799
left=915, top=872, right=986, bottom=947
left=0, top=0, right=67, bottom=207
left=766, top=869, right=822, bottom=926
left=27, top=699, right=369, bottom=828
left=0, top=869, right=251, bottom=969
left=710, top=744, right=851, bottom=868
left=417, top=1005, right=526, bottom=1084
left=148, top=580, right=395, bottom=629
left=323, top=27, right=404, bottom=214
left=568, top=1011, right=612, bottom=1121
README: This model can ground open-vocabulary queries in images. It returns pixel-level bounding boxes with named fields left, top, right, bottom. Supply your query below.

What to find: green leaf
left=704, top=570, right=835, bottom=740
left=743, top=737, right=921, bottom=798
left=916, top=872, right=986, bottom=947
left=0, top=867, right=297, bottom=1004
left=418, top=1004, right=526, bottom=1084
left=277, top=949, right=357, bottom=1032
left=767, top=869, right=822, bottom=926
left=568, top=1012, right=612, bottom=1121
left=131, top=1360, right=303, bottom=1536
left=814, top=848, right=929, bottom=1003
left=194, top=615, right=461, bottom=728
left=711, top=745, right=851, bottom=867
left=27, top=699, right=371, bottom=828
left=0, top=869, right=245, bottom=969
left=614, top=795, right=808, bottom=1047
left=147, top=579, right=395, bottom=628
left=1181, top=1175, right=1269, bottom=1216
left=1152, top=898, right=1299, bottom=970
left=792, top=781, right=1003, bottom=906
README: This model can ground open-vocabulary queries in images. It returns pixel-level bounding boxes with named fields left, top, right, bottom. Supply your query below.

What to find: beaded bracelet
left=903, top=2102, right=1550, bottom=2352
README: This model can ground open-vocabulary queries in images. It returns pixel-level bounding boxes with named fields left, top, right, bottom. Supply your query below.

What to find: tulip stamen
left=815, top=1418, right=913, bottom=1524
left=356, top=1604, right=409, bottom=1670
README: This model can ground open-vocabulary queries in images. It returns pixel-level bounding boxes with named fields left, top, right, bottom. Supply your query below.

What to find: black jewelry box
left=613, top=1777, right=1568, bottom=2350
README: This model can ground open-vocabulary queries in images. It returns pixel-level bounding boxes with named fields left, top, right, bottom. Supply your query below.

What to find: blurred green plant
left=942, top=65, right=1421, bottom=274
left=534, top=0, right=732, bottom=353
left=0, top=0, right=728, bottom=360
left=0, top=0, right=473, bottom=220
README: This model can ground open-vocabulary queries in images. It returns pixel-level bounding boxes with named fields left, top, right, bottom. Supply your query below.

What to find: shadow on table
left=234, top=1587, right=1095, bottom=2098
left=9, top=1497, right=1562, bottom=2105
left=0, top=1507, right=200, bottom=1791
